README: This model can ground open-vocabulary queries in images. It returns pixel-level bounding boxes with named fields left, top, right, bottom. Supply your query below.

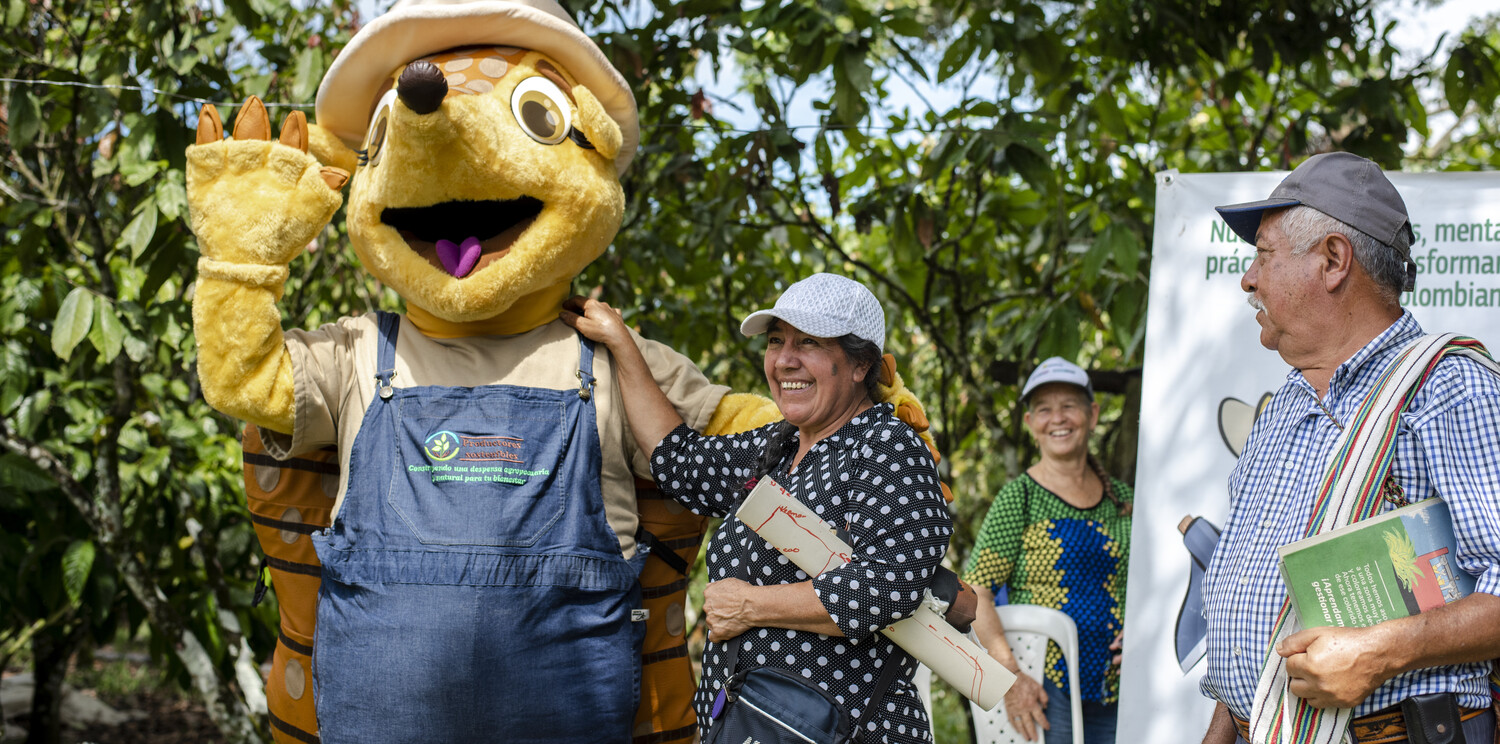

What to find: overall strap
left=374, top=311, right=400, bottom=400
left=1249, top=334, right=1498, bottom=744
left=576, top=333, right=596, bottom=401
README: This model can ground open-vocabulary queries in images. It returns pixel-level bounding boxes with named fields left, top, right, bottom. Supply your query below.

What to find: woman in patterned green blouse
left=963, top=358, right=1133, bottom=744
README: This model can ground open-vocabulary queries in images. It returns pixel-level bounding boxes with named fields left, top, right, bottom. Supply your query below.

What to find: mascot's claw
left=185, top=96, right=346, bottom=268
left=320, top=166, right=350, bottom=191
left=231, top=96, right=271, bottom=140
left=277, top=109, right=309, bottom=151
left=195, top=103, right=223, bottom=145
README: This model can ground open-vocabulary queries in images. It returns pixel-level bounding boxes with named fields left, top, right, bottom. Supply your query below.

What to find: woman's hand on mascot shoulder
left=186, top=96, right=349, bottom=268
left=560, top=296, right=634, bottom=353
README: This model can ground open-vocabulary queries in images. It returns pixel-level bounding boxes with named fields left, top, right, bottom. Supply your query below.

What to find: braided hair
left=1087, top=453, right=1129, bottom=515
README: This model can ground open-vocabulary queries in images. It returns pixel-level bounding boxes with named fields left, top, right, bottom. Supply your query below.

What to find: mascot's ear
left=572, top=85, right=622, bottom=165
left=308, top=123, right=360, bottom=175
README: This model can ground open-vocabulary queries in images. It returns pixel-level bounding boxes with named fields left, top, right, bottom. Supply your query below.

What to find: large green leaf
left=292, top=45, right=324, bottom=102
left=51, top=288, right=95, bottom=361
left=89, top=301, right=126, bottom=363
left=1098, top=224, right=1141, bottom=278
left=1445, top=47, right=1474, bottom=118
left=119, top=199, right=159, bottom=261
left=0, top=453, right=56, bottom=493
left=7, top=86, right=40, bottom=151
left=62, top=540, right=96, bottom=605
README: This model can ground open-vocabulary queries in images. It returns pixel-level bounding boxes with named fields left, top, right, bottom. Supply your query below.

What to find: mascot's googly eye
left=510, top=76, right=573, bottom=146
left=363, top=88, right=400, bottom=167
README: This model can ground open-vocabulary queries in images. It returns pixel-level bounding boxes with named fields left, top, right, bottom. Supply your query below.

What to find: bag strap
left=855, top=646, right=910, bottom=737
left=1248, top=334, right=1500, bottom=744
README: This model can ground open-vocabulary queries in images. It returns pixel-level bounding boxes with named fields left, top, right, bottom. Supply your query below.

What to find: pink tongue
left=435, top=237, right=483, bottom=278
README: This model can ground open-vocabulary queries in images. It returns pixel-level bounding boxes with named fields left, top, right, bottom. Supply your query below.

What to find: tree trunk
left=1108, top=372, right=1143, bottom=486
left=25, top=624, right=79, bottom=744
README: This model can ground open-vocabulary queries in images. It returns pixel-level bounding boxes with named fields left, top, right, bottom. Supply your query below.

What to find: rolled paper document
left=736, top=477, right=1016, bottom=710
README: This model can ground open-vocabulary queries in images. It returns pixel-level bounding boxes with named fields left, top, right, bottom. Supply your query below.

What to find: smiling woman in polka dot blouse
left=562, top=273, right=952, bottom=743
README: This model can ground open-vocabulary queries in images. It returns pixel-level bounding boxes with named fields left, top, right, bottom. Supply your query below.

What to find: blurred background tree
left=4, top=0, right=1500, bottom=741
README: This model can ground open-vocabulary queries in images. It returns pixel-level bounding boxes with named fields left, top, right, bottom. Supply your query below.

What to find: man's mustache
left=1247, top=294, right=1266, bottom=313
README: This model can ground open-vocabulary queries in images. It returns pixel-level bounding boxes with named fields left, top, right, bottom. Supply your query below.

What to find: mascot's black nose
left=397, top=61, right=447, bottom=115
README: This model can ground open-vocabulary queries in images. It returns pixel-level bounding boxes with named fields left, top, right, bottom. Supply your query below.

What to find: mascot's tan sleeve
left=256, top=316, right=369, bottom=460
left=626, top=332, right=737, bottom=475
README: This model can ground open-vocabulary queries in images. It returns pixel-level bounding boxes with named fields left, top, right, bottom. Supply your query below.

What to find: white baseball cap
left=739, top=273, right=885, bottom=353
left=1021, top=357, right=1094, bottom=402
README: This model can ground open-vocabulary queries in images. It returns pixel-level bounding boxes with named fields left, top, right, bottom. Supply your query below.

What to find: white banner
left=1117, top=168, right=1500, bottom=743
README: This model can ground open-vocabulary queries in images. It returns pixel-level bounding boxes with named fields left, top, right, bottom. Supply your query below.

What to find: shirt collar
left=1286, top=310, right=1423, bottom=402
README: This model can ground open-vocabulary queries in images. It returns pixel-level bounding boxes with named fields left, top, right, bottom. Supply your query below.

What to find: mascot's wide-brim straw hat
left=315, top=0, right=639, bottom=173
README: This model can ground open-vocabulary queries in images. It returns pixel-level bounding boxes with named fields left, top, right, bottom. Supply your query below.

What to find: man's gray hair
left=1280, top=205, right=1410, bottom=302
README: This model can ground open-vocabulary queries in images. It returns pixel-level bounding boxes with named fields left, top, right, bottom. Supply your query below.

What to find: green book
left=1277, top=498, right=1476, bottom=629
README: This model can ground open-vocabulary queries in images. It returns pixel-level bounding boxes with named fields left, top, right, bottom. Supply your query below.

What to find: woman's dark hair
left=753, top=324, right=884, bottom=480
left=834, top=334, right=883, bottom=403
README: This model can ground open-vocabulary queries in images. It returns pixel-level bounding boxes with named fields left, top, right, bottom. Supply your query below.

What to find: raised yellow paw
left=186, top=96, right=348, bottom=267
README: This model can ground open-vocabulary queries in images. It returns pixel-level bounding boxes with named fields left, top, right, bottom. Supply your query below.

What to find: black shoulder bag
left=704, top=622, right=908, bottom=744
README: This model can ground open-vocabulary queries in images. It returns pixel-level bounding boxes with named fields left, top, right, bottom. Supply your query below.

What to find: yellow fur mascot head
left=310, top=0, right=637, bottom=324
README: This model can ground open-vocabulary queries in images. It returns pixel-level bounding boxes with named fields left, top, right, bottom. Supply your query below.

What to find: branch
left=1245, top=67, right=1287, bottom=165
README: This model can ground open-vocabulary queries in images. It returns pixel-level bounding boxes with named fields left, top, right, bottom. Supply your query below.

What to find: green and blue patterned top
left=962, top=473, right=1132, bottom=704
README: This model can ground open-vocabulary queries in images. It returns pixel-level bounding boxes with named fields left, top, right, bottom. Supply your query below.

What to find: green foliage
left=582, top=0, right=1500, bottom=575
left=0, top=1, right=355, bottom=740
left=6, top=0, right=1500, bottom=740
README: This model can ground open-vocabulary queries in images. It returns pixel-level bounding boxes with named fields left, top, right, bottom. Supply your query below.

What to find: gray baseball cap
left=1215, top=152, right=1416, bottom=291
left=740, top=273, right=885, bottom=352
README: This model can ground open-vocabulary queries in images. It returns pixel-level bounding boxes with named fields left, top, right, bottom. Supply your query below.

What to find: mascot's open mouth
left=382, top=197, right=544, bottom=278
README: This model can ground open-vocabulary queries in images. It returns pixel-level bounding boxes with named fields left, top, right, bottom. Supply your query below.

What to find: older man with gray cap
left=1198, top=152, right=1500, bottom=744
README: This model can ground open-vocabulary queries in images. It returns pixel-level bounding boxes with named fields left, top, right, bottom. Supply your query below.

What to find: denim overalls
left=312, top=312, right=644, bottom=742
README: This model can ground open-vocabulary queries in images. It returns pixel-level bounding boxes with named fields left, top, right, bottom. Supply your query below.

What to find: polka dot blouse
left=651, top=403, right=953, bottom=743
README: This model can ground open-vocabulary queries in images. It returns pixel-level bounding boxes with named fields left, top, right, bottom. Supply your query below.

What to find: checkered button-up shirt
left=1200, top=311, right=1500, bottom=719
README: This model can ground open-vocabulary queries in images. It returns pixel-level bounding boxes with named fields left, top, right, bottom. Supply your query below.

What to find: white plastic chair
left=969, top=604, right=1083, bottom=744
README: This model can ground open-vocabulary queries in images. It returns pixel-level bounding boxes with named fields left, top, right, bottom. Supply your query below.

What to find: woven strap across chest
left=1248, top=334, right=1500, bottom=744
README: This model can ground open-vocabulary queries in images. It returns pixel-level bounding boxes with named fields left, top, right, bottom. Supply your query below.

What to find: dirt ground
left=63, top=692, right=223, bottom=744
left=4, top=654, right=228, bottom=744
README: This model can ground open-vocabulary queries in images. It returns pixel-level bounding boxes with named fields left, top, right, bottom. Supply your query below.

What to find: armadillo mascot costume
left=186, top=0, right=945, bottom=741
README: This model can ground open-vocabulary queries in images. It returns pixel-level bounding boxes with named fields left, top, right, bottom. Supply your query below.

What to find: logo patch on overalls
left=424, top=430, right=462, bottom=461
left=409, top=429, right=552, bottom=486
